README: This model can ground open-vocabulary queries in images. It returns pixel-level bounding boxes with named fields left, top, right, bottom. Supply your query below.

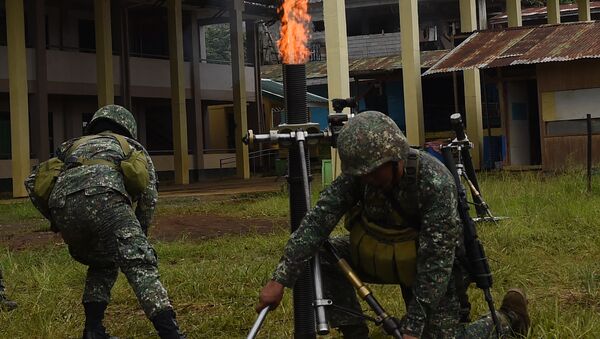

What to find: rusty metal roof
left=261, top=49, right=449, bottom=81
left=424, top=21, right=600, bottom=75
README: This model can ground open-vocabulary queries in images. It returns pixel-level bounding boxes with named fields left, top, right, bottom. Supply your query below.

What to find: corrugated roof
left=261, top=79, right=328, bottom=107
left=261, top=50, right=449, bottom=81
left=424, top=21, right=600, bottom=75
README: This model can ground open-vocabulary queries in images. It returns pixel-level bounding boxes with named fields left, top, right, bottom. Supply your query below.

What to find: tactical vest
left=25, top=132, right=149, bottom=220
left=345, top=149, right=420, bottom=287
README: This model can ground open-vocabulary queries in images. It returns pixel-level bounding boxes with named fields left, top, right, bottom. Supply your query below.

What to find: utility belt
left=345, top=206, right=418, bottom=287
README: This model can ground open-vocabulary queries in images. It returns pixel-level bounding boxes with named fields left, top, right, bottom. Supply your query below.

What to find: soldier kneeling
left=256, top=111, right=529, bottom=338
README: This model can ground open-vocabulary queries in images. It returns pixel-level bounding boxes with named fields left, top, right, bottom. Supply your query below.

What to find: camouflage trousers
left=50, top=189, right=172, bottom=318
left=0, top=267, right=5, bottom=295
left=319, top=236, right=511, bottom=338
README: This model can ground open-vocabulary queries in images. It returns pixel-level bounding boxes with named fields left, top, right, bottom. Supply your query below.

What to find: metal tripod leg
left=297, top=132, right=330, bottom=335
left=460, top=172, right=499, bottom=225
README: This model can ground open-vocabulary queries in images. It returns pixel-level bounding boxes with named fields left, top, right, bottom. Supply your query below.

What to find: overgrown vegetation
left=1, top=171, right=600, bottom=338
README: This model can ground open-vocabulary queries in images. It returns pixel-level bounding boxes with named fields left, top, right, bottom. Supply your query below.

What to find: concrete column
left=460, top=0, right=484, bottom=169
left=578, top=0, right=591, bottom=21
left=117, top=3, right=132, bottom=109
left=323, top=0, right=350, bottom=178
left=547, top=0, right=561, bottom=24
left=246, top=21, right=264, bottom=133
left=230, top=0, right=250, bottom=179
left=506, top=0, right=522, bottom=27
left=6, top=0, right=31, bottom=198
left=477, top=0, right=488, bottom=30
left=190, top=12, right=205, bottom=171
left=168, top=0, right=190, bottom=184
left=94, top=0, right=114, bottom=106
left=34, top=0, right=50, bottom=162
left=400, top=0, right=425, bottom=146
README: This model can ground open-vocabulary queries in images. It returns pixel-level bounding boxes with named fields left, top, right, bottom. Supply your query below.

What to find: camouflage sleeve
left=272, top=174, right=361, bottom=287
left=132, top=143, right=158, bottom=233
left=401, top=169, right=461, bottom=337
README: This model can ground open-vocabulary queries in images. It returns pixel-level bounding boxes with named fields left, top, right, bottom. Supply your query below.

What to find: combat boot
left=0, top=293, right=17, bottom=311
left=151, top=309, right=186, bottom=339
left=499, top=288, right=530, bottom=337
left=82, top=302, right=119, bottom=339
left=338, top=323, right=369, bottom=339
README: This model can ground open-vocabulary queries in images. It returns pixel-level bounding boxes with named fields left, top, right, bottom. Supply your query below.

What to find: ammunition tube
left=337, top=259, right=371, bottom=299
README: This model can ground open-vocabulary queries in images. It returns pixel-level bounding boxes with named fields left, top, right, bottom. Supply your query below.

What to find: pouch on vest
left=345, top=205, right=418, bottom=287
left=25, top=158, right=64, bottom=219
left=103, top=132, right=149, bottom=197
left=25, top=135, right=96, bottom=219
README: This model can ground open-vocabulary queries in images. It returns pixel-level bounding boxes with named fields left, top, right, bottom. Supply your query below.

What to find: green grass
left=1, top=172, right=600, bottom=338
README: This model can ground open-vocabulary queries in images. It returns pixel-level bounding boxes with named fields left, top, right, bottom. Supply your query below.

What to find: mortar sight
left=332, top=98, right=357, bottom=113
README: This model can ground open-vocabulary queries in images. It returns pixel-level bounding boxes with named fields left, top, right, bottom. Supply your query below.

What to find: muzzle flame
left=278, top=0, right=311, bottom=64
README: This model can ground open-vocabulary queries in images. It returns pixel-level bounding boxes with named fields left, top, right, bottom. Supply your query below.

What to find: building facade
left=1, top=0, right=277, bottom=196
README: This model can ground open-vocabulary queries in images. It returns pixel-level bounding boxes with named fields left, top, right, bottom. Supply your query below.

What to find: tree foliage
left=205, top=24, right=231, bottom=63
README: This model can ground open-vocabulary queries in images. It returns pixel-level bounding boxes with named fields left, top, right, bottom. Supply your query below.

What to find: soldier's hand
left=256, top=280, right=284, bottom=313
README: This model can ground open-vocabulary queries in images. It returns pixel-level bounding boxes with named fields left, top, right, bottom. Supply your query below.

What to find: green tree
left=205, top=23, right=231, bottom=63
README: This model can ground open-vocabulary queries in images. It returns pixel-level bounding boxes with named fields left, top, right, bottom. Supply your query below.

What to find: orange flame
left=278, top=0, right=311, bottom=64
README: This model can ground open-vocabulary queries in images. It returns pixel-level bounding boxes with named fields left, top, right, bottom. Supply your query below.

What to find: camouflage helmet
left=87, top=104, right=137, bottom=139
left=337, top=111, right=410, bottom=176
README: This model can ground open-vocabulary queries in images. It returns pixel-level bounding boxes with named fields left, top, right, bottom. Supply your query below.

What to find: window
left=78, top=19, right=96, bottom=51
left=313, top=20, right=324, bottom=32
left=129, top=10, right=169, bottom=59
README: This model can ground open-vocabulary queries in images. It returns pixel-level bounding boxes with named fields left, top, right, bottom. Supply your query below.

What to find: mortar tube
left=283, top=63, right=315, bottom=338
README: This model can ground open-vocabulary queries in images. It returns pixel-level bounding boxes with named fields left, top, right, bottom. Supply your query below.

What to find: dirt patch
left=0, top=215, right=288, bottom=251
left=558, top=290, right=600, bottom=311
left=0, top=223, right=62, bottom=251
left=150, top=215, right=287, bottom=242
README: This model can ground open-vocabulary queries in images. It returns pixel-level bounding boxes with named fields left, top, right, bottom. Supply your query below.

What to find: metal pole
left=297, top=133, right=329, bottom=335
left=587, top=113, right=592, bottom=192
left=247, top=306, right=270, bottom=339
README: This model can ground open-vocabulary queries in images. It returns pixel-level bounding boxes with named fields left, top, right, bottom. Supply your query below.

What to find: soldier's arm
left=271, top=174, right=361, bottom=287
left=401, top=169, right=460, bottom=338
left=134, top=145, right=158, bottom=234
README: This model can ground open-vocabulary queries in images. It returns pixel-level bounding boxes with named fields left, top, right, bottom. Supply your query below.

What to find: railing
left=219, top=148, right=280, bottom=175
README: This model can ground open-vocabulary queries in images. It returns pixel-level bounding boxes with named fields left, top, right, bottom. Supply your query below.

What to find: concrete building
left=0, top=0, right=277, bottom=196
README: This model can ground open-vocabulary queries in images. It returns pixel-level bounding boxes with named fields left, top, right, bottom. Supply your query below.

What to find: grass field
left=1, top=171, right=600, bottom=338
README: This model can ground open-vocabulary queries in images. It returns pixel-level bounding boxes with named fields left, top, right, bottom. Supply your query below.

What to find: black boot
left=82, top=302, right=119, bottom=339
left=0, top=294, right=17, bottom=312
left=151, top=309, right=186, bottom=339
left=338, top=323, right=369, bottom=339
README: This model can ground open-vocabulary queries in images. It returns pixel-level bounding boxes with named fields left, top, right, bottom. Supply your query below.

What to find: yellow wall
left=207, top=104, right=231, bottom=150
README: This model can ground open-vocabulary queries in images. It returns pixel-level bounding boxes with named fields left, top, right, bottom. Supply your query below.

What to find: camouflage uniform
left=0, top=267, right=17, bottom=311
left=271, top=111, right=512, bottom=338
left=47, top=105, right=170, bottom=319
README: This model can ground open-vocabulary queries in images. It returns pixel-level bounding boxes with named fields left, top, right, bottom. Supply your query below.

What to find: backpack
left=25, top=133, right=149, bottom=219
